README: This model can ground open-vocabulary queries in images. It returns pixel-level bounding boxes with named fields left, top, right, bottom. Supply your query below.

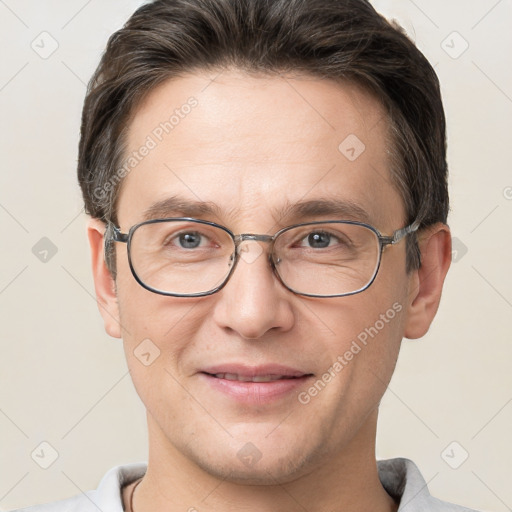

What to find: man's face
left=112, top=70, right=414, bottom=483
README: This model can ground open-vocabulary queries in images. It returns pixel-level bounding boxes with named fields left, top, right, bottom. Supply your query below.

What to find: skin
left=88, top=69, right=451, bottom=512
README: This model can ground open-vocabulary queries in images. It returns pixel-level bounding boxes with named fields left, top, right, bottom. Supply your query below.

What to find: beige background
left=0, top=0, right=511, bottom=510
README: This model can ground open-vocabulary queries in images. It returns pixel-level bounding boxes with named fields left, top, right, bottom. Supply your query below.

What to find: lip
left=199, top=364, right=314, bottom=404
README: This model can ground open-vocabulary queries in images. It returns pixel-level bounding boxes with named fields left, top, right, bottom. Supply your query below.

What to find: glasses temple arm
left=391, top=219, right=421, bottom=244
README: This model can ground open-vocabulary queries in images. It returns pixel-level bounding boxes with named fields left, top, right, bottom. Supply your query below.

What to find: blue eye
left=178, top=232, right=203, bottom=249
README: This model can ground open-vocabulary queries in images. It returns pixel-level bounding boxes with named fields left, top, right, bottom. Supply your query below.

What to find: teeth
left=253, top=375, right=278, bottom=382
left=213, top=373, right=287, bottom=382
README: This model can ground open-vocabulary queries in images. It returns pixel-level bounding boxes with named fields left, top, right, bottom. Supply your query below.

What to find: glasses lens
left=129, top=220, right=235, bottom=295
left=273, top=222, right=380, bottom=296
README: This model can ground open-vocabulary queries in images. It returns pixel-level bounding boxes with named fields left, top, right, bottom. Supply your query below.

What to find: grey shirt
left=12, top=458, right=481, bottom=511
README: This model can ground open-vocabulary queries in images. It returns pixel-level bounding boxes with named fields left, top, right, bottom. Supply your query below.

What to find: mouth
left=198, top=364, right=314, bottom=403
left=204, top=372, right=305, bottom=382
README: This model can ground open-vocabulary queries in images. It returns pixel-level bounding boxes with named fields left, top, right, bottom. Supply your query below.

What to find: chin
left=184, top=434, right=322, bottom=486
left=198, top=455, right=313, bottom=486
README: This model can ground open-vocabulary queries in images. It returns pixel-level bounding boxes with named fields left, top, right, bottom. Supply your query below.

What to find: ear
left=403, top=223, right=452, bottom=339
left=87, top=218, right=122, bottom=338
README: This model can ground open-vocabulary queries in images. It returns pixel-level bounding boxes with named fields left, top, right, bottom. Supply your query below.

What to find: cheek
left=314, top=272, right=408, bottom=393
left=345, top=281, right=408, bottom=393
left=114, top=243, right=198, bottom=340
left=115, top=289, right=208, bottom=421
left=291, top=296, right=406, bottom=452
left=114, top=263, right=210, bottom=391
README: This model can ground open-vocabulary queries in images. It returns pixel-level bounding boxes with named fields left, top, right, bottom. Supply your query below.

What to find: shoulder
left=10, top=462, right=147, bottom=512
left=378, top=457, right=482, bottom=512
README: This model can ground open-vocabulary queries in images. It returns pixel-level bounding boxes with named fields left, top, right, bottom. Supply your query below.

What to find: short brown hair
left=78, top=0, right=448, bottom=273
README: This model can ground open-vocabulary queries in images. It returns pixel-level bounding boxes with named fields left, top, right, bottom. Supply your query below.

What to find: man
left=16, top=0, right=480, bottom=510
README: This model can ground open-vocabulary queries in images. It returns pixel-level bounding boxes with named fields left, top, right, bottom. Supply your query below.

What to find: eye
left=166, top=230, right=209, bottom=249
left=177, top=232, right=203, bottom=249
left=297, top=230, right=348, bottom=249
left=305, top=231, right=334, bottom=249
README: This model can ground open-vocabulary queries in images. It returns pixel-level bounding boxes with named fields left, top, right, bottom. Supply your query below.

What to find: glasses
left=106, top=217, right=419, bottom=298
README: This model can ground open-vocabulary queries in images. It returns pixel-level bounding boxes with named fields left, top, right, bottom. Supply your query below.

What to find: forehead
left=117, top=69, right=405, bottom=230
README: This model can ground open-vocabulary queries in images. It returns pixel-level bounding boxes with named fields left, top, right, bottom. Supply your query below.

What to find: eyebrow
left=140, top=196, right=372, bottom=225
left=278, top=198, right=372, bottom=225
left=141, top=196, right=224, bottom=222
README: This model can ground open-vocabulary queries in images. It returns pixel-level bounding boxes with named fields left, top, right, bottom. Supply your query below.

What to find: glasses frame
left=106, top=217, right=420, bottom=298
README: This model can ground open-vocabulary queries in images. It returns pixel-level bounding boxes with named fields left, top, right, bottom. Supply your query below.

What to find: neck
left=128, top=409, right=398, bottom=512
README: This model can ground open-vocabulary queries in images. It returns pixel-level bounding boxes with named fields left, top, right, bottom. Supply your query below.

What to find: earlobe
left=87, top=218, right=122, bottom=339
left=403, top=223, right=452, bottom=339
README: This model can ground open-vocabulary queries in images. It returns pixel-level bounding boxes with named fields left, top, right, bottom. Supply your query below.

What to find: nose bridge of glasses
left=234, top=233, right=274, bottom=244
left=233, top=233, right=276, bottom=264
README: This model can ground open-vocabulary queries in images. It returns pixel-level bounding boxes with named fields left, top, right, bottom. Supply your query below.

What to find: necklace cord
left=129, top=478, right=142, bottom=512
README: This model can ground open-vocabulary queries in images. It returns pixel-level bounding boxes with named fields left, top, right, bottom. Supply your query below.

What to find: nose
left=211, top=240, right=295, bottom=339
